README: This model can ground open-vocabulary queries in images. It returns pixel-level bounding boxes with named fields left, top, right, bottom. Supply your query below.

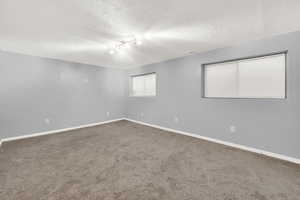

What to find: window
left=130, top=73, right=156, bottom=97
left=203, top=53, right=286, bottom=99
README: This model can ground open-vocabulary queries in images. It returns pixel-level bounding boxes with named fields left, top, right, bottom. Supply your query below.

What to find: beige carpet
left=0, top=120, right=299, bottom=200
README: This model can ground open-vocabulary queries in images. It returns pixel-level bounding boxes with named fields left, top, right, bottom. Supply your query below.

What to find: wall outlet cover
left=45, top=118, right=51, bottom=125
left=174, top=117, right=179, bottom=123
left=230, top=125, right=236, bottom=133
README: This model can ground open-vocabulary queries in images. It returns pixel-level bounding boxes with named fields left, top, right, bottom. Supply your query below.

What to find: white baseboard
left=0, top=118, right=125, bottom=145
left=1, top=117, right=299, bottom=165
left=124, top=118, right=300, bottom=165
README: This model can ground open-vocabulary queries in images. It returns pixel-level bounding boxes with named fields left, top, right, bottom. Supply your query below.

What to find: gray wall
left=0, top=51, right=126, bottom=139
left=1, top=31, right=299, bottom=159
left=126, top=31, right=300, bottom=159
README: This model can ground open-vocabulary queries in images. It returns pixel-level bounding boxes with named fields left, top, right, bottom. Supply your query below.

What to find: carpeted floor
left=0, top=120, right=299, bottom=200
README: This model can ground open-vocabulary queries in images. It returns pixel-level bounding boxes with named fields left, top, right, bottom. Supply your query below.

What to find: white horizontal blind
left=204, top=53, right=286, bottom=99
left=131, top=73, right=156, bottom=96
left=204, top=62, right=238, bottom=98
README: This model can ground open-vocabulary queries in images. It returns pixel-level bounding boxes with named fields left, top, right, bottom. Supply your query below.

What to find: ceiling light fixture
left=109, top=36, right=142, bottom=54
left=125, top=43, right=131, bottom=48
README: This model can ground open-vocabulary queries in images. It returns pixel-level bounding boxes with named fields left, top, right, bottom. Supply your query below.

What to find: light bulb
left=136, top=40, right=142, bottom=45
left=144, top=33, right=152, bottom=40
left=109, top=50, right=115, bottom=54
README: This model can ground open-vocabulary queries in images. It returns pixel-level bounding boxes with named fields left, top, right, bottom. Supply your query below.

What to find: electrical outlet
left=174, top=116, right=179, bottom=123
left=44, top=118, right=51, bottom=125
left=106, top=112, right=110, bottom=117
left=229, top=125, right=236, bottom=133
left=140, top=113, right=144, bottom=117
left=83, top=78, right=89, bottom=83
left=59, top=72, right=63, bottom=80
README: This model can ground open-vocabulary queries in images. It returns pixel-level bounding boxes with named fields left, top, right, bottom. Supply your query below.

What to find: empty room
left=1, top=0, right=300, bottom=199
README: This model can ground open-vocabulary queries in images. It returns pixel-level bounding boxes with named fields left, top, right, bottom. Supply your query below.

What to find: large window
left=203, top=53, right=286, bottom=99
left=130, top=73, right=156, bottom=97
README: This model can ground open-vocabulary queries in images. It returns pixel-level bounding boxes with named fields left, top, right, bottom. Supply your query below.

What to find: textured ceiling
left=1, top=0, right=300, bottom=69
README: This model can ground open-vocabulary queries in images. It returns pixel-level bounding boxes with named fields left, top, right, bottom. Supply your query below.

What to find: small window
left=130, top=73, right=156, bottom=97
left=203, top=53, right=286, bottom=99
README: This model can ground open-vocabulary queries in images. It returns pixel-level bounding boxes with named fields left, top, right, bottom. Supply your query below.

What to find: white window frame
left=202, top=52, right=287, bottom=99
left=129, top=72, right=157, bottom=97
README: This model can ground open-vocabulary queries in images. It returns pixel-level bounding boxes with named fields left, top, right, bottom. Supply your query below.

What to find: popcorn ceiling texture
left=1, top=0, right=300, bottom=68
